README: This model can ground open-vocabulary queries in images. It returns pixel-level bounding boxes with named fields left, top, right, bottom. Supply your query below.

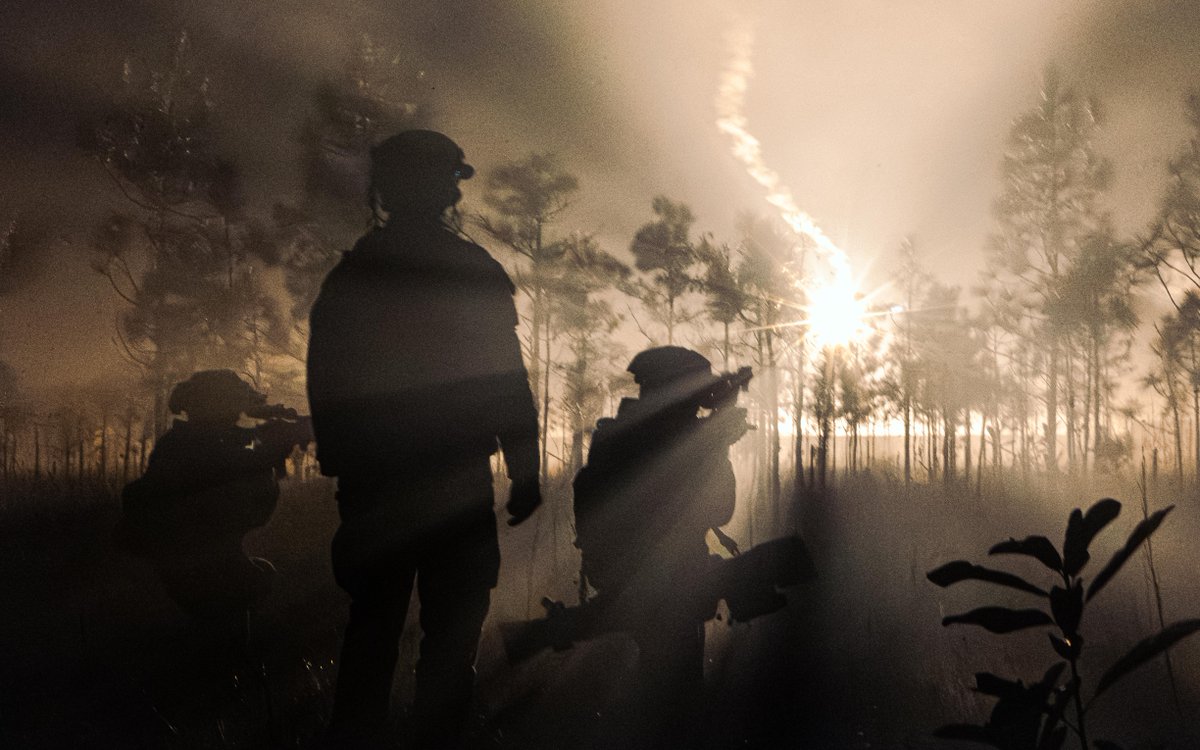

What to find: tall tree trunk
left=928, top=410, right=936, bottom=483
left=766, top=334, right=780, bottom=517
left=122, top=411, right=133, bottom=486
left=942, top=412, right=952, bottom=484
left=1171, top=391, right=1184, bottom=482
left=1193, top=386, right=1199, bottom=482
left=541, top=318, right=552, bottom=480
left=723, top=321, right=731, bottom=370
left=963, top=408, right=972, bottom=487
left=903, top=392, right=912, bottom=485
left=831, top=413, right=837, bottom=480
left=792, top=342, right=806, bottom=495
left=977, top=413, right=986, bottom=495
left=1082, top=339, right=1094, bottom=474
left=1065, top=342, right=1077, bottom=474
left=1046, top=339, right=1060, bottom=473
left=667, top=291, right=675, bottom=345
left=99, top=411, right=109, bottom=482
left=1020, top=352, right=1030, bottom=477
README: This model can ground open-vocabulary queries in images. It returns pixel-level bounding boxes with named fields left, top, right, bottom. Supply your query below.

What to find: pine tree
left=630, top=196, right=701, bottom=345
left=82, top=31, right=285, bottom=434
left=477, top=153, right=579, bottom=477
left=985, top=66, right=1110, bottom=473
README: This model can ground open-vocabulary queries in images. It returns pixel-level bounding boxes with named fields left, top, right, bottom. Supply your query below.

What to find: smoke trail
left=715, top=17, right=853, bottom=285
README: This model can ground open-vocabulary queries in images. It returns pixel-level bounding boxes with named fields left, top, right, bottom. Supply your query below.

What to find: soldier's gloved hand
left=506, top=477, right=542, bottom=526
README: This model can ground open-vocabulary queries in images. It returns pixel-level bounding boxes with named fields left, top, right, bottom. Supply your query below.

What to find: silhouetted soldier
left=573, top=346, right=748, bottom=748
left=118, top=370, right=311, bottom=647
left=306, top=130, right=541, bottom=749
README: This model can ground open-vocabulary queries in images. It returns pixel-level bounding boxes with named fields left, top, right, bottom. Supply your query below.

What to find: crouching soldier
left=572, top=346, right=751, bottom=748
left=117, top=369, right=312, bottom=649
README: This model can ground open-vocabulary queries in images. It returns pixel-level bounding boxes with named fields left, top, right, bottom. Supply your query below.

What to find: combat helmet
left=168, top=370, right=266, bottom=422
left=626, top=346, right=722, bottom=406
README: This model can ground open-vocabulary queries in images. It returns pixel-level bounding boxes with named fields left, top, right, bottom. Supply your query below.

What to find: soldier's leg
left=328, top=558, right=417, bottom=736
left=411, top=520, right=499, bottom=749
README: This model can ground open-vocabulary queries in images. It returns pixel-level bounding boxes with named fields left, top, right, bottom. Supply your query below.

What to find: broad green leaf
left=1049, top=583, right=1083, bottom=639
left=927, top=560, right=1049, bottom=596
left=1062, top=498, right=1121, bottom=576
left=943, top=607, right=1054, bottom=634
left=1086, top=506, right=1174, bottom=602
left=1034, top=662, right=1067, bottom=692
left=1092, top=619, right=1200, bottom=701
left=989, top=536, right=1063, bottom=573
left=1039, top=677, right=1076, bottom=750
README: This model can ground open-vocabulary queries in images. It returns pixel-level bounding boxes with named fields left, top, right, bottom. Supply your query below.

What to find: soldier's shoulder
left=457, top=237, right=499, bottom=265
left=313, top=236, right=381, bottom=298
left=446, top=232, right=512, bottom=281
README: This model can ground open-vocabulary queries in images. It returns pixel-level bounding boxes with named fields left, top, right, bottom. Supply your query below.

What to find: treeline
left=3, top=34, right=1200, bottom=504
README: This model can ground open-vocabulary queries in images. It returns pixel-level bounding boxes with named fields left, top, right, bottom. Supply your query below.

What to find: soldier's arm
left=705, top=457, right=738, bottom=529
left=488, top=261, right=541, bottom=522
left=496, top=328, right=541, bottom=524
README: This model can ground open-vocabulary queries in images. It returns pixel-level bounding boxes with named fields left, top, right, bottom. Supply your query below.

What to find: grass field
left=1, top=466, right=1197, bottom=748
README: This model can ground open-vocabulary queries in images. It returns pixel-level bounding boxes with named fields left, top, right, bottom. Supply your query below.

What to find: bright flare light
left=716, top=12, right=870, bottom=349
left=805, top=276, right=869, bottom=348
left=715, top=15, right=855, bottom=287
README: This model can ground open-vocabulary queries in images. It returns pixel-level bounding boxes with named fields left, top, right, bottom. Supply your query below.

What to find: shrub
left=927, top=498, right=1200, bottom=750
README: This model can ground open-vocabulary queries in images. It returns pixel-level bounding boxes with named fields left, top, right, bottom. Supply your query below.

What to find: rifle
left=500, top=534, right=816, bottom=664
left=245, top=404, right=314, bottom=476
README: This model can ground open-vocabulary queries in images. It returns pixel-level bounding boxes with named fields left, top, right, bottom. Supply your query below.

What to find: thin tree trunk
left=1047, top=339, right=1059, bottom=473
left=541, top=319, right=551, bottom=481
left=122, top=411, right=133, bottom=486
left=766, top=334, right=780, bottom=516
left=1082, top=339, right=1094, bottom=474
left=977, top=413, right=986, bottom=495
left=1066, top=342, right=1077, bottom=474
left=903, top=393, right=912, bottom=485
left=963, top=408, right=972, bottom=487
left=793, top=343, right=806, bottom=495
left=1193, top=387, right=1199, bottom=482
left=1172, top=394, right=1184, bottom=482
left=99, top=411, right=109, bottom=483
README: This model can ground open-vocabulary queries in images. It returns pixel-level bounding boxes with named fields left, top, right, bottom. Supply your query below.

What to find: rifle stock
left=500, top=535, right=815, bottom=664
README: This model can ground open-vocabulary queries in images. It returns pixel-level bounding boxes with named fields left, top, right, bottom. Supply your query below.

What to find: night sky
left=3, top=0, right=1200, bottom=392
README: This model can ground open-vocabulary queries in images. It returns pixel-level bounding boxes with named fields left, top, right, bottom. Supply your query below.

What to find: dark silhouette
left=117, top=369, right=312, bottom=645
left=306, top=129, right=541, bottom=749
left=571, top=346, right=749, bottom=748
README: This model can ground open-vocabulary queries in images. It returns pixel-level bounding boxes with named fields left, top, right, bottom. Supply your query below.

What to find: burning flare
left=715, top=16, right=864, bottom=345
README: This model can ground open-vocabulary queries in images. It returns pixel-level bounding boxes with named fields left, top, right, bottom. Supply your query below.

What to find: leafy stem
left=928, top=498, right=1197, bottom=750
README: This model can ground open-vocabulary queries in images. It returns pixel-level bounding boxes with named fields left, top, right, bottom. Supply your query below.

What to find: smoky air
left=1, top=1, right=1199, bottom=748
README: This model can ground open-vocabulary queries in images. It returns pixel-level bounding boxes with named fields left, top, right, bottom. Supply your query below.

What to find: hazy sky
left=2, top=0, right=1199, bottom=391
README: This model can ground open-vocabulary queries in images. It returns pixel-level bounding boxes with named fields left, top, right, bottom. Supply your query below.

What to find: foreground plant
left=927, top=498, right=1200, bottom=750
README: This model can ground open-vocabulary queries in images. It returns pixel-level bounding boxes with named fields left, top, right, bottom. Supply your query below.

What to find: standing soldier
left=307, top=130, right=541, bottom=749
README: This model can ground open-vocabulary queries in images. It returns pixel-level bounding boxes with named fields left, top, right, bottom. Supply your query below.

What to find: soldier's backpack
left=115, top=471, right=278, bottom=558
